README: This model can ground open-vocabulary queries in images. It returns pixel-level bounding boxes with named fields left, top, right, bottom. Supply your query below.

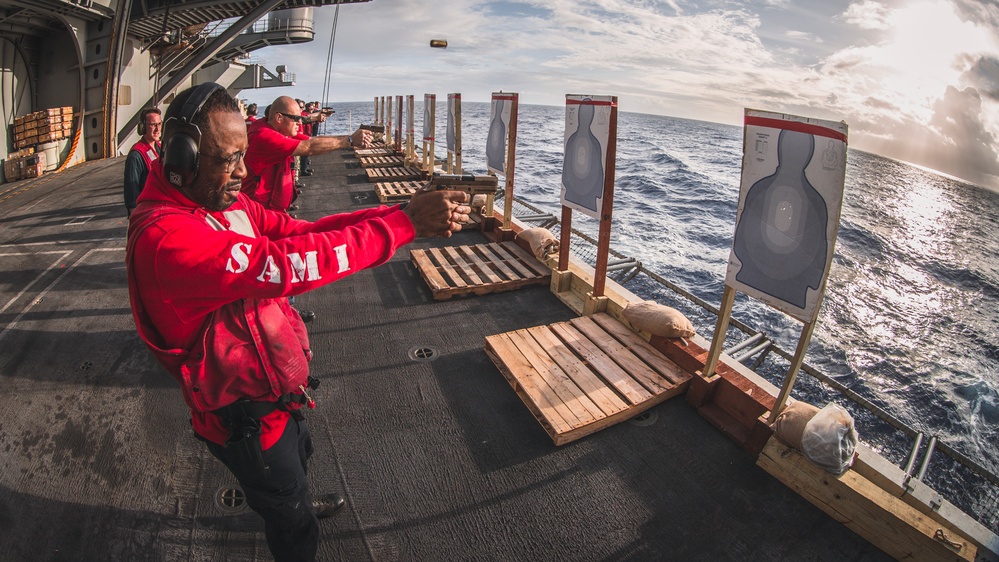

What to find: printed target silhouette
left=423, top=102, right=432, bottom=141
left=486, top=99, right=507, bottom=173
left=561, top=101, right=604, bottom=213
left=732, top=129, right=829, bottom=309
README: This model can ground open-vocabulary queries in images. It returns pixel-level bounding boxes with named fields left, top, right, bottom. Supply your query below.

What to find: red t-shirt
left=301, top=110, right=313, bottom=137
left=243, top=119, right=308, bottom=212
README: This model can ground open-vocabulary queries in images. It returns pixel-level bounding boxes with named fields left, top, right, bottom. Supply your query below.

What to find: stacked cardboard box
left=3, top=148, right=45, bottom=181
left=12, top=107, right=74, bottom=150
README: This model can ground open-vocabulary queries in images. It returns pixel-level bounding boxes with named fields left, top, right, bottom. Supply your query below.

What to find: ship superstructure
left=0, top=0, right=368, bottom=178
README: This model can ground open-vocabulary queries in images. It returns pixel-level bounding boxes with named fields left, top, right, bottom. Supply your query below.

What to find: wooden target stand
left=484, top=92, right=518, bottom=238
left=483, top=96, right=691, bottom=446
left=410, top=91, right=547, bottom=299
left=551, top=96, right=618, bottom=317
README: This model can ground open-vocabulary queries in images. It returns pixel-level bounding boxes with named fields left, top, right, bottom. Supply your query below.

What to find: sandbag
left=470, top=194, right=487, bottom=211
left=801, top=403, right=858, bottom=475
left=621, top=301, right=695, bottom=339
left=771, top=400, right=820, bottom=451
left=515, top=227, right=559, bottom=260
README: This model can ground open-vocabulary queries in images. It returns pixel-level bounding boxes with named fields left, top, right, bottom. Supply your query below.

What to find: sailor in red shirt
left=245, top=102, right=258, bottom=125
left=126, top=83, right=468, bottom=561
left=243, top=96, right=362, bottom=213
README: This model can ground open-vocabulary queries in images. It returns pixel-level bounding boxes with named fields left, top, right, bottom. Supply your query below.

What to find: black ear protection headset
left=136, top=107, right=161, bottom=136
left=162, top=82, right=225, bottom=188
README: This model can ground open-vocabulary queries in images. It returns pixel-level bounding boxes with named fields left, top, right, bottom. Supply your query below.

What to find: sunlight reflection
left=896, top=170, right=956, bottom=260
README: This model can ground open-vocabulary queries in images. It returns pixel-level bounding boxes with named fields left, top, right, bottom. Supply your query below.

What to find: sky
left=247, top=0, right=999, bottom=191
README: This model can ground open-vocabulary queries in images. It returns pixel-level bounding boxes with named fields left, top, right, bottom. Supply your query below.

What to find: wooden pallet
left=365, top=166, right=421, bottom=182
left=485, top=313, right=691, bottom=445
left=359, top=154, right=407, bottom=168
left=410, top=241, right=550, bottom=300
left=375, top=180, right=423, bottom=203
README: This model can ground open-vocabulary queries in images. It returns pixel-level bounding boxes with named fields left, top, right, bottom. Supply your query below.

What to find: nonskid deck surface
left=0, top=152, right=889, bottom=561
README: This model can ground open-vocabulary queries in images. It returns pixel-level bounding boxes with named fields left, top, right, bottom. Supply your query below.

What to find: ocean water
left=321, top=101, right=999, bottom=490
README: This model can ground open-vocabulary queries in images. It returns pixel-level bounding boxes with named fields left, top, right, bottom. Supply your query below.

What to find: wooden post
left=591, top=97, right=618, bottom=298
left=406, top=95, right=415, bottom=165
left=454, top=93, right=462, bottom=174
left=767, top=320, right=817, bottom=424
left=373, top=96, right=379, bottom=126
left=422, top=94, right=436, bottom=173
left=395, top=95, right=403, bottom=154
left=557, top=205, right=572, bottom=272
left=385, top=96, right=393, bottom=147
left=702, top=285, right=736, bottom=378
left=502, top=93, right=518, bottom=233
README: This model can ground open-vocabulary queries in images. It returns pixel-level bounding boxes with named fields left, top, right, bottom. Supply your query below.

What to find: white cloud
left=841, top=0, right=893, bottom=31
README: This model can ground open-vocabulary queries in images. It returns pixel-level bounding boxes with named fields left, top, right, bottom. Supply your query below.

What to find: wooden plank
left=500, top=241, right=551, bottom=276
left=410, top=250, right=449, bottom=294
left=485, top=332, right=573, bottom=436
left=525, top=326, right=629, bottom=417
left=442, top=246, right=484, bottom=285
left=470, top=244, right=519, bottom=281
left=355, top=147, right=398, bottom=156
left=456, top=245, right=504, bottom=284
left=427, top=247, right=468, bottom=289
left=359, top=155, right=407, bottom=168
left=590, top=313, right=691, bottom=386
left=365, top=166, right=420, bottom=182
left=505, top=329, right=601, bottom=426
left=569, top=315, right=673, bottom=395
left=758, top=437, right=976, bottom=562
left=480, top=242, right=538, bottom=280
left=548, top=321, right=653, bottom=404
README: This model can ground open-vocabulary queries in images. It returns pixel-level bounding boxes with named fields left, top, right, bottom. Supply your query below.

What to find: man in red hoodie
left=126, top=83, right=467, bottom=561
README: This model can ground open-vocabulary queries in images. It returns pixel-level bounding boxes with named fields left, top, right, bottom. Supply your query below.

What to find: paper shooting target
left=422, top=94, right=435, bottom=142
left=561, top=95, right=614, bottom=218
left=486, top=93, right=513, bottom=175
left=726, top=109, right=848, bottom=323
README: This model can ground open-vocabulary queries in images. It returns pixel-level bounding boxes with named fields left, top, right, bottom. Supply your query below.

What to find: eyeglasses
left=278, top=112, right=303, bottom=123
left=207, top=150, right=246, bottom=173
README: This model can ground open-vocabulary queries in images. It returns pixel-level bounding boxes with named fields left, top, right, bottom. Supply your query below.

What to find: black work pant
left=206, top=415, right=319, bottom=561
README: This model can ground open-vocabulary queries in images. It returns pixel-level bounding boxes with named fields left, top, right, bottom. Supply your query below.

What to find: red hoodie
left=127, top=162, right=414, bottom=447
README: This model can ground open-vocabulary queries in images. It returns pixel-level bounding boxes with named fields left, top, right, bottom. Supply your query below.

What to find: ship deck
left=0, top=150, right=889, bottom=560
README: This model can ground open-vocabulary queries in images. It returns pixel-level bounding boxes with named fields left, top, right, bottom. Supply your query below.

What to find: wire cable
left=319, top=1, right=341, bottom=135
